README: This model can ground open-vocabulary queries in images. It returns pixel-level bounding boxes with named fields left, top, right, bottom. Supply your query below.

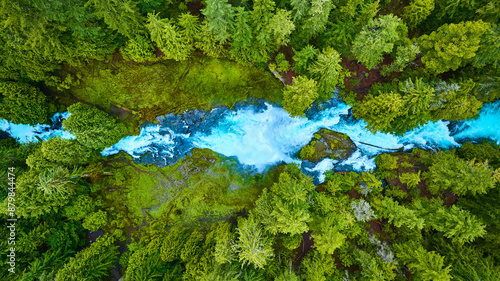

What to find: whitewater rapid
left=2, top=99, right=499, bottom=183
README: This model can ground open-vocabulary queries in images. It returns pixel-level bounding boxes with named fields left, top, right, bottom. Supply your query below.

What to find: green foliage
left=282, top=75, right=319, bottom=117
left=292, top=45, right=319, bottom=75
left=381, top=42, right=420, bottom=76
left=234, top=216, right=274, bottom=269
left=269, top=9, right=295, bottom=46
left=375, top=154, right=399, bottom=171
left=308, top=47, right=345, bottom=99
left=399, top=171, right=421, bottom=189
left=146, top=12, right=192, bottom=61
left=0, top=81, right=49, bottom=125
left=86, top=0, right=145, bottom=39
left=457, top=141, right=500, bottom=168
left=474, top=24, right=500, bottom=69
left=414, top=198, right=486, bottom=244
left=255, top=165, right=315, bottom=235
left=301, top=251, right=336, bottom=281
left=403, top=0, right=435, bottom=29
left=419, top=20, right=490, bottom=74
left=41, top=137, right=97, bottom=166
left=353, top=92, right=405, bottom=133
left=178, top=12, right=201, bottom=44
left=63, top=103, right=128, bottom=150
left=275, top=53, right=290, bottom=72
left=352, top=14, right=408, bottom=69
left=394, top=241, right=452, bottom=281
left=48, top=221, right=85, bottom=252
left=376, top=197, right=425, bottom=230
left=213, top=222, right=237, bottom=264
left=121, top=35, right=158, bottom=62
left=425, top=152, right=498, bottom=196
left=55, top=234, right=119, bottom=281
left=82, top=210, right=108, bottom=231
left=201, top=0, right=236, bottom=44
left=299, top=144, right=316, bottom=160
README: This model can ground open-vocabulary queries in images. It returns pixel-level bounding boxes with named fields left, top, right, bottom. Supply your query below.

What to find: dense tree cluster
left=0, top=0, right=499, bottom=280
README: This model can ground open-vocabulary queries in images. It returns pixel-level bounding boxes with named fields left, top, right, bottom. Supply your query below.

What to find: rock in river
left=298, top=128, right=357, bottom=163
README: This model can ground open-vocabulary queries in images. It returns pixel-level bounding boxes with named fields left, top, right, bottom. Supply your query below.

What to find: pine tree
left=234, top=216, right=274, bottom=269
left=177, top=13, right=201, bottom=44
left=403, top=0, right=435, bottom=29
left=308, top=47, right=345, bottom=99
left=282, top=75, right=319, bottom=117
left=419, top=20, right=490, bottom=74
left=394, top=241, right=452, bottom=281
left=375, top=197, right=425, bottom=230
left=201, top=0, right=236, bottom=44
left=352, top=91, right=406, bottom=133
left=62, top=103, right=128, bottom=150
left=425, top=152, right=498, bottom=196
left=269, top=9, right=295, bottom=46
left=292, top=45, right=319, bottom=75
left=0, top=81, right=49, bottom=125
left=146, top=12, right=192, bottom=61
left=352, top=14, right=408, bottom=69
left=251, top=0, right=276, bottom=54
left=86, top=0, right=145, bottom=39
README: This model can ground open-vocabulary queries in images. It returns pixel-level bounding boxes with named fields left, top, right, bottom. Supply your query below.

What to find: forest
left=0, top=0, right=500, bottom=280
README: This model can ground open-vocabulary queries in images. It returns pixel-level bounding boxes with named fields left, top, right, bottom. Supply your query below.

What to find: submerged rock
left=299, top=129, right=357, bottom=163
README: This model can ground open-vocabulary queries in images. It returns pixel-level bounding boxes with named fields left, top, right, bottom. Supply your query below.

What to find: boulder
left=299, top=129, right=356, bottom=163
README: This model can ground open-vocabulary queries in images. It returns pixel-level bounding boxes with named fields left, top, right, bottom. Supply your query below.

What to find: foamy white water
left=2, top=99, right=499, bottom=183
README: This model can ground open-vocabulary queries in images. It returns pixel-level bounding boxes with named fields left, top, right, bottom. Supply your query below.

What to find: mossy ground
left=95, top=149, right=263, bottom=242
left=65, top=58, right=283, bottom=122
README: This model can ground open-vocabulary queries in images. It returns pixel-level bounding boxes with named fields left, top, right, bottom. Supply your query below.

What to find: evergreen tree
left=62, top=103, right=128, bottom=150
left=308, top=47, right=345, bottom=99
left=394, top=241, right=452, bottom=281
left=403, top=0, right=435, bottom=29
left=375, top=197, right=425, bottom=230
left=178, top=13, right=201, bottom=45
left=292, top=45, right=319, bottom=75
left=425, top=151, right=499, bottom=196
left=146, top=12, right=192, bottom=61
left=352, top=92, right=405, bottom=133
left=86, top=0, right=145, bottom=39
left=250, top=0, right=276, bottom=56
left=41, top=137, right=98, bottom=166
left=352, top=14, right=408, bottom=69
left=0, top=81, right=49, bottom=125
left=282, top=75, right=319, bottom=117
left=419, top=20, right=490, bottom=74
left=55, top=234, right=119, bottom=280
left=269, top=9, right=295, bottom=47
left=201, top=0, right=236, bottom=44
left=234, top=216, right=274, bottom=269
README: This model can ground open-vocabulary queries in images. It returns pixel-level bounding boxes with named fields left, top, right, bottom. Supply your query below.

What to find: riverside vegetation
left=1, top=0, right=500, bottom=280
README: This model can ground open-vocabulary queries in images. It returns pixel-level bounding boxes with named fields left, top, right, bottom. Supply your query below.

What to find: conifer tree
left=292, top=45, right=319, bottom=75
left=403, top=0, right=435, bottom=29
left=201, top=0, right=236, bottom=44
left=308, top=47, right=345, bottom=99
left=282, top=76, right=319, bottom=117
left=146, top=12, right=192, bottom=61
left=86, top=0, right=145, bottom=38
left=352, top=14, right=408, bottom=69
left=234, top=216, right=274, bottom=269
left=419, top=20, right=490, bottom=74
left=352, top=92, right=405, bottom=133
left=269, top=9, right=295, bottom=47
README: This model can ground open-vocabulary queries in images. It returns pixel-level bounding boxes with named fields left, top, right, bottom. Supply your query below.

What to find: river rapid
left=2, top=97, right=499, bottom=183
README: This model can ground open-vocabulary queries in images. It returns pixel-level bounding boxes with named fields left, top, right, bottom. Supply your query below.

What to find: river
left=2, top=98, right=499, bottom=183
